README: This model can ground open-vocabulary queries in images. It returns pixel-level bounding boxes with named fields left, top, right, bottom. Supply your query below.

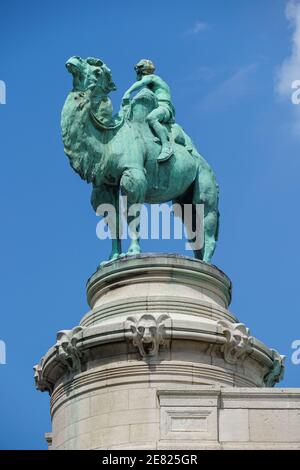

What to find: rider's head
left=134, top=59, right=155, bottom=79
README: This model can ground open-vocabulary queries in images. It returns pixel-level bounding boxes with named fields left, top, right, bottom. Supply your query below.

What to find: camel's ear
left=86, top=57, right=103, bottom=67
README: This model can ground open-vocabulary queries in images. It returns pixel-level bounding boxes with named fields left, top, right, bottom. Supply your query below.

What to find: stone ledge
left=86, top=254, right=232, bottom=309
left=80, top=296, right=237, bottom=327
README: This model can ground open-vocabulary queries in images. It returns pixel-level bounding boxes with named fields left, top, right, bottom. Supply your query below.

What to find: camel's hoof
left=99, top=253, right=123, bottom=268
left=125, top=248, right=141, bottom=256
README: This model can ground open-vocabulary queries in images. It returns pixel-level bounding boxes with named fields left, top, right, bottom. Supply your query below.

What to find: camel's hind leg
left=192, top=166, right=219, bottom=264
left=173, top=187, right=205, bottom=260
left=202, top=209, right=219, bottom=263
left=190, top=204, right=205, bottom=260
left=174, top=195, right=218, bottom=263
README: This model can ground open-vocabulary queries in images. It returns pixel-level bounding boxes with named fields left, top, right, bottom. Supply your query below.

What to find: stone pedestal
left=34, top=254, right=300, bottom=449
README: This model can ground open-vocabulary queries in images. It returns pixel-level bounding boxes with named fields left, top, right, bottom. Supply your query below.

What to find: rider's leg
left=146, top=107, right=173, bottom=162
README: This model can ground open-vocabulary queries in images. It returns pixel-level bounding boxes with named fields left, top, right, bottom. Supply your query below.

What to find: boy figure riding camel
left=122, top=59, right=175, bottom=163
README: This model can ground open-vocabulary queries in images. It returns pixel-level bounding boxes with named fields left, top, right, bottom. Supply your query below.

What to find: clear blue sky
left=1, top=0, right=300, bottom=449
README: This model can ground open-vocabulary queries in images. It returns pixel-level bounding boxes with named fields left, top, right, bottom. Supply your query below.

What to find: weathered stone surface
left=219, top=409, right=249, bottom=442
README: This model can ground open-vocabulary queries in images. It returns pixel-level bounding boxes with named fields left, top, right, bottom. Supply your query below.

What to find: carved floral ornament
left=125, top=314, right=171, bottom=358
left=33, top=326, right=84, bottom=393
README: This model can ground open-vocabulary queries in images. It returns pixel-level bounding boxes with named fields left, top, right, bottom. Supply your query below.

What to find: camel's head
left=66, top=56, right=116, bottom=94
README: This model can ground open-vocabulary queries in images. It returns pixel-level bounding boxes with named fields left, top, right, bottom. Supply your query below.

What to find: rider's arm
left=123, top=75, right=152, bottom=98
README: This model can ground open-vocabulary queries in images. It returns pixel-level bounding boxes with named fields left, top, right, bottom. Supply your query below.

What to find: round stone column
left=34, top=254, right=284, bottom=449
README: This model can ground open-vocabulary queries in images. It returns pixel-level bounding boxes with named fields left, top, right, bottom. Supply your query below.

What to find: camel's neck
left=61, top=87, right=158, bottom=186
left=91, top=94, right=114, bottom=127
left=62, top=90, right=105, bottom=183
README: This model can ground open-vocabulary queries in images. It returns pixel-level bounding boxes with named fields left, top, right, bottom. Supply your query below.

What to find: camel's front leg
left=126, top=202, right=142, bottom=256
left=109, top=233, right=122, bottom=261
left=91, top=184, right=122, bottom=264
left=120, top=168, right=147, bottom=256
left=107, top=189, right=122, bottom=261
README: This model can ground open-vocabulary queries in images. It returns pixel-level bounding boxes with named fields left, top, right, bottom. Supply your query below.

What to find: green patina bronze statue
left=61, top=56, right=219, bottom=264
